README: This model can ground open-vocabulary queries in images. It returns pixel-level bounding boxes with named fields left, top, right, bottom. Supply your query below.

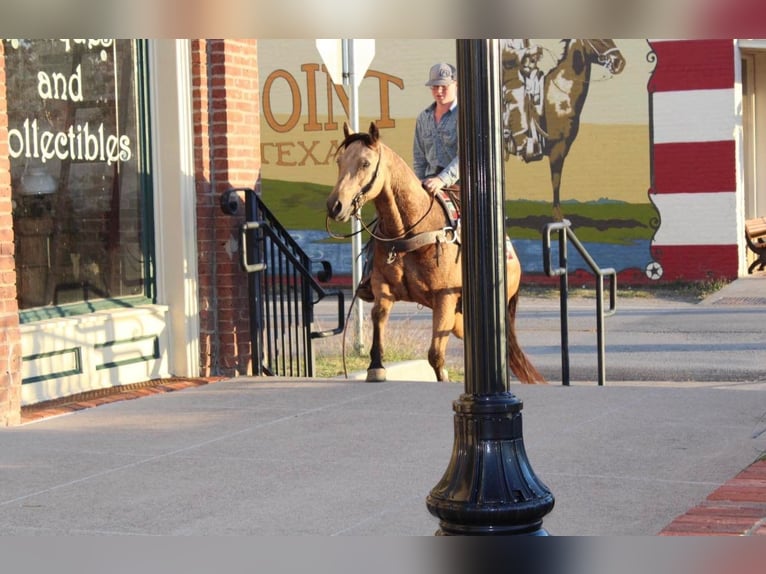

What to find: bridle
left=584, top=39, right=623, bottom=75
left=350, top=144, right=382, bottom=215
left=325, top=142, right=438, bottom=243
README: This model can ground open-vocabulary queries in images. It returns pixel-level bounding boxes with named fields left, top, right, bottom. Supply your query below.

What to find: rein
left=360, top=187, right=438, bottom=244
left=351, top=145, right=382, bottom=213
left=324, top=214, right=375, bottom=240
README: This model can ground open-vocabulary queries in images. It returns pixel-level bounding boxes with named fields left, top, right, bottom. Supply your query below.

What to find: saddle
left=435, top=184, right=515, bottom=262
left=383, top=183, right=516, bottom=265
left=439, top=185, right=461, bottom=224
left=388, top=186, right=461, bottom=258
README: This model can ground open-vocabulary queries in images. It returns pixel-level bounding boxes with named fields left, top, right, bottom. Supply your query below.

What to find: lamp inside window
left=20, top=162, right=57, bottom=195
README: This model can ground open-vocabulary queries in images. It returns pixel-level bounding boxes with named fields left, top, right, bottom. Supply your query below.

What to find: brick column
left=0, top=41, right=22, bottom=426
left=647, top=39, right=738, bottom=282
left=192, top=39, right=261, bottom=377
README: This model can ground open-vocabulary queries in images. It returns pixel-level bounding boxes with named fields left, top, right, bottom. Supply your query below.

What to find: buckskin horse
left=325, top=122, right=544, bottom=384
left=501, top=39, right=626, bottom=220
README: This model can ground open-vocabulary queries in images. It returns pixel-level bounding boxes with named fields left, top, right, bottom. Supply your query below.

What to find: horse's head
left=586, top=39, right=625, bottom=75
left=326, top=122, right=383, bottom=223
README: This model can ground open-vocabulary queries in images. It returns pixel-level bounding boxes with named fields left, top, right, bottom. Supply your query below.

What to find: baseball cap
left=425, top=62, right=457, bottom=86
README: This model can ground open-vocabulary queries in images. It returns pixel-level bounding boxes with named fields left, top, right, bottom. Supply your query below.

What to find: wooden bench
left=745, top=217, right=766, bottom=273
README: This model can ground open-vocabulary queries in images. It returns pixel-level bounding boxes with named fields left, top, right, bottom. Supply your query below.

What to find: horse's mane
left=551, top=39, right=568, bottom=66
left=337, top=131, right=377, bottom=154
left=516, top=39, right=568, bottom=75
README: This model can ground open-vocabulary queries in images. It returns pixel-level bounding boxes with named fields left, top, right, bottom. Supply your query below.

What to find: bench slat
left=745, top=217, right=766, bottom=239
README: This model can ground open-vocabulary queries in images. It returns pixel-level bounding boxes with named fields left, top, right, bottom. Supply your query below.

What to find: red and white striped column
left=646, top=39, right=739, bottom=282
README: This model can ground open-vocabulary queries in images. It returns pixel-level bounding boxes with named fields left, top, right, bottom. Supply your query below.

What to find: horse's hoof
left=366, top=368, right=387, bottom=382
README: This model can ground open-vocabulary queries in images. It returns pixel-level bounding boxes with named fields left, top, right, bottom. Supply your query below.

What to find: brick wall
left=192, top=39, right=261, bottom=376
left=0, top=40, right=21, bottom=426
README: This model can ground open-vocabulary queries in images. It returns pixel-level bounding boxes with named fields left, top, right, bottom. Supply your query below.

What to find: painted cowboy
left=501, top=39, right=545, bottom=162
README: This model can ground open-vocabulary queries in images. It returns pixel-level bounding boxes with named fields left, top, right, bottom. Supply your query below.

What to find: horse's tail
left=507, top=292, right=547, bottom=384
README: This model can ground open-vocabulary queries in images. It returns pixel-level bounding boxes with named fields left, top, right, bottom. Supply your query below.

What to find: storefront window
left=4, top=39, right=153, bottom=316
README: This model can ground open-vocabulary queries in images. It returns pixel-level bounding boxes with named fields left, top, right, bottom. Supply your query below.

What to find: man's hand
left=421, top=177, right=444, bottom=194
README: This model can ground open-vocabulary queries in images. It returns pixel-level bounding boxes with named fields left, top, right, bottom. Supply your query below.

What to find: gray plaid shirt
left=412, top=101, right=460, bottom=186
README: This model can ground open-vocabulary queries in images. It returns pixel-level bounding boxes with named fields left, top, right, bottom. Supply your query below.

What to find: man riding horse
left=357, top=62, right=460, bottom=302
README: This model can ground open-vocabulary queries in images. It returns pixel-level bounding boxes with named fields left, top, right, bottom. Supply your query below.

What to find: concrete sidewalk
left=2, top=274, right=764, bottom=536
left=2, top=377, right=764, bottom=535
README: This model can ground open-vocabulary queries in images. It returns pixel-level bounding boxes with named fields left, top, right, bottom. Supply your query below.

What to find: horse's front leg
left=367, top=293, right=394, bottom=382
left=429, top=291, right=460, bottom=382
left=548, top=139, right=568, bottom=221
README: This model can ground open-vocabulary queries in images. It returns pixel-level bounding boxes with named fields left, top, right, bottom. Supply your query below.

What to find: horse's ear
left=343, top=122, right=352, bottom=139
left=368, top=122, right=379, bottom=143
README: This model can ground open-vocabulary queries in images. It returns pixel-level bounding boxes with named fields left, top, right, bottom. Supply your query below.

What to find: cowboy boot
left=356, top=239, right=375, bottom=302
left=356, top=276, right=374, bottom=302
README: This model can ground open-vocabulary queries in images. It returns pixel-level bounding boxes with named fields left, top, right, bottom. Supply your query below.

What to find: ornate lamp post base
left=427, top=392, right=554, bottom=535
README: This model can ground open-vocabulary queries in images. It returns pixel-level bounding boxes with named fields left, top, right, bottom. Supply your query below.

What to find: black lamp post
left=425, top=39, right=555, bottom=535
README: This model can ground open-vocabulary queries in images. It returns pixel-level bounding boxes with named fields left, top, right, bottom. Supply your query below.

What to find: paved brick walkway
left=20, top=377, right=223, bottom=424
left=659, top=459, right=766, bottom=536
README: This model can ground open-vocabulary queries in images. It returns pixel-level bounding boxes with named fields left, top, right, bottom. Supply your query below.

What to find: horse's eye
left=361, top=160, right=370, bottom=169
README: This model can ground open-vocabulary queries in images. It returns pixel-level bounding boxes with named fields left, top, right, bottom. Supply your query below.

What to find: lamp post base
left=426, top=392, right=555, bottom=536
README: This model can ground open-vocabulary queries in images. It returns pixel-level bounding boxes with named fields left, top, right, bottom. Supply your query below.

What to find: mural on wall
left=257, top=40, right=666, bottom=284
left=499, top=39, right=658, bottom=283
left=501, top=39, right=627, bottom=213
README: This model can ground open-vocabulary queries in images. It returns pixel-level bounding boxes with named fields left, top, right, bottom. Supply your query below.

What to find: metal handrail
left=221, top=187, right=345, bottom=377
left=542, top=219, right=616, bottom=386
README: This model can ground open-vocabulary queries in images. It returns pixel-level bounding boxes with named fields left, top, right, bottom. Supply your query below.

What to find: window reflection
left=5, top=39, right=151, bottom=311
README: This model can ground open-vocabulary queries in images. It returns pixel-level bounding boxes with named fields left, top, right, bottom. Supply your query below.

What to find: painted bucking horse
left=501, top=39, right=626, bottom=219
left=326, top=122, right=545, bottom=385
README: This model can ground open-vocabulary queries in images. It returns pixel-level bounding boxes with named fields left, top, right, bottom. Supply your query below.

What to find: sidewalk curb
left=343, top=359, right=439, bottom=382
